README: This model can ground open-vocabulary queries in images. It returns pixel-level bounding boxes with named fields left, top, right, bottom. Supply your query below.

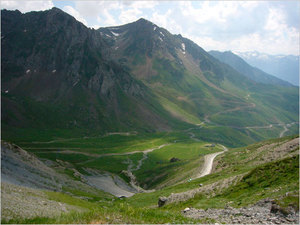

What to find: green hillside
left=2, top=135, right=298, bottom=224
left=1, top=9, right=299, bottom=149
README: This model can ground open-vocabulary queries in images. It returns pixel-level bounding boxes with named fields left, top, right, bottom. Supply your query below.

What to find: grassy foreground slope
left=2, top=135, right=298, bottom=224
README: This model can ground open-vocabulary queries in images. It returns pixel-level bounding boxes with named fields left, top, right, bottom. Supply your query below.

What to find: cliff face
left=1, top=8, right=172, bottom=131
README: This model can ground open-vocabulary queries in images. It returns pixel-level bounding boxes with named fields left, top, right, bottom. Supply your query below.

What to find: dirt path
left=204, top=103, right=256, bottom=125
left=195, top=145, right=228, bottom=178
left=30, top=131, right=137, bottom=144
left=203, top=102, right=298, bottom=139
left=77, top=143, right=170, bottom=165
left=280, top=124, right=288, bottom=138
left=188, top=132, right=200, bottom=141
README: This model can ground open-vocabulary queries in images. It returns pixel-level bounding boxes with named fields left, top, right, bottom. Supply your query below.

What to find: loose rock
left=183, top=207, right=190, bottom=213
left=158, top=196, right=168, bottom=207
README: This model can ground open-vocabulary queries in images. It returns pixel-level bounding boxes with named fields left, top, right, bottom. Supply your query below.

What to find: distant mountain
left=209, top=50, right=292, bottom=86
left=1, top=8, right=299, bottom=144
left=236, top=51, right=299, bottom=86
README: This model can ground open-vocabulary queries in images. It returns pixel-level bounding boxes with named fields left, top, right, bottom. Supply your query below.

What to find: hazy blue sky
left=2, top=1, right=299, bottom=55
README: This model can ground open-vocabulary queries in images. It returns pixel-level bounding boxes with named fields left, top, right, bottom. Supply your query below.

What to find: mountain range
left=1, top=7, right=299, bottom=224
left=1, top=8, right=299, bottom=146
left=236, top=51, right=299, bottom=86
left=209, top=50, right=293, bottom=87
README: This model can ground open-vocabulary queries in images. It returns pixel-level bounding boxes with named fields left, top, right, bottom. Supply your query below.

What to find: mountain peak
left=135, top=18, right=153, bottom=24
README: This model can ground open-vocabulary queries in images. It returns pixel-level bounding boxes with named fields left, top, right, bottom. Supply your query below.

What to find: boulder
left=158, top=196, right=168, bottom=207
left=183, top=207, right=190, bottom=213
left=270, top=203, right=280, bottom=214
left=170, top=157, right=180, bottom=163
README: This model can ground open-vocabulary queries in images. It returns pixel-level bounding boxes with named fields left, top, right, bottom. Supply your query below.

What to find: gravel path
left=195, top=145, right=228, bottom=178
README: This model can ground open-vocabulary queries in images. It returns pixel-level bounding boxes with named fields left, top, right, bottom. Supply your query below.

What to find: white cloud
left=119, top=7, right=142, bottom=24
left=264, top=8, right=286, bottom=31
left=239, top=1, right=259, bottom=11
left=180, top=1, right=239, bottom=24
left=176, top=1, right=299, bottom=55
left=62, top=6, right=88, bottom=26
left=1, top=0, right=53, bottom=12
left=151, top=9, right=172, bottom=29
left=121, top=0, right=157, bottom=9
left=75, top=1, right=119, bottom=19
left=187, top=35, right=228, bottom=52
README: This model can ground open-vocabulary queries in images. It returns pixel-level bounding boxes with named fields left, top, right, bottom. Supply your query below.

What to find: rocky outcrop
left=184, top=198, right=299, bottom=224
left=158, top=196, right=168, bottom=207
left=1, top=8, right=172, bottom=132
left=157, top=175, right=243, bottom=206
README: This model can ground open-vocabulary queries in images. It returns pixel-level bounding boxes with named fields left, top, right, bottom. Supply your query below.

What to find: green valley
left=1, top=7, right=299, bottom=225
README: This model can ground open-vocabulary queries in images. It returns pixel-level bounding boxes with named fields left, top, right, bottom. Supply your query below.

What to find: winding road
left=196, top=145, right=228, bottom=178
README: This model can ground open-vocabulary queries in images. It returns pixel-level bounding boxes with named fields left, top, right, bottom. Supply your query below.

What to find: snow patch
left=5, top=90, right=9, bottom=93
left=181, top=43, right=185, bottom=51
left=26, top=69, right=30, bottom=74
left=111, top=31, right=120, bottom=37
left=115, top=47, right=119, bottom=50
left=159, top=31, right=165, bottom=37
left=158, top=36, right=163, bottom=42
left=153, top=26, right=157, bottom=31
left=105, top=34, right=111, bottom=38
left=52, top=70, right=56, bottom=73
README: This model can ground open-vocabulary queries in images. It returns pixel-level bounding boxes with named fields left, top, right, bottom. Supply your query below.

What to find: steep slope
left=99, top=18, right=298, bottom=129
left=1, top=9, right=188, bottom=136
left=209, top=50, right=292, bottom=86
left=1, top=140, right=114, bottom=221
left=236, top=51, right=299, bottom=86
left=1, top=9, right=299, bottom=145
left=126, top=135, right=299, bottom=224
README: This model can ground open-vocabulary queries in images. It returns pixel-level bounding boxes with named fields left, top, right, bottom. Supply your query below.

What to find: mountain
left=1, top=8, right=299, bottom=224
left=1, top=9, right=181, bottom=133
left=1, top=8, right=299, bottom=145
left=97, top=18, right=298, bottom=132
left=236, top=51, right=299, bottom=86
left=209, top=50, right=292, bottom=86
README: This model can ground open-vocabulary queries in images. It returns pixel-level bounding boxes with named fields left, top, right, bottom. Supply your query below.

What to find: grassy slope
left=4, top=135, right=298, bottom=224
left=2, top=134, right=298, bottom=224
left=126, top=135, right=299, bottom=209
left=12, top=131, right=224, bottom=188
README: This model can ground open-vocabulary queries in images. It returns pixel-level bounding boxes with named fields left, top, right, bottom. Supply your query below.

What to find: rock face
left=158, top=196, right=168, bottom=207
left=1, top=8, right=172, bottom=132
left=184, top=199, right=299, bottom=224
